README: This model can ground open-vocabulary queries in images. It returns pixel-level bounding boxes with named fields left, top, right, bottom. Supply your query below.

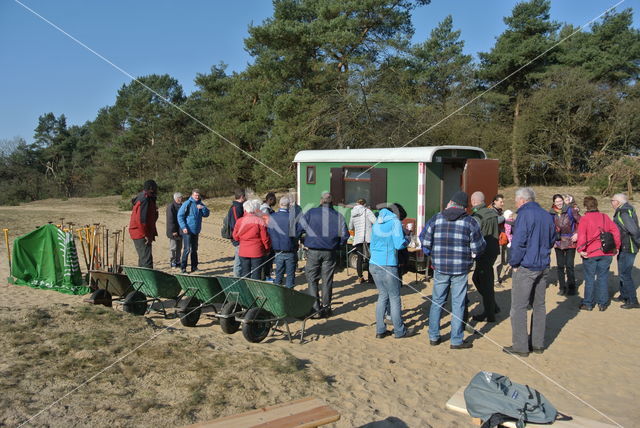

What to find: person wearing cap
left=420, top=191, right=486, bottom=349
left=267, top=196, right=301, bottom=288
left=129, top=179, right=159, bottom=268
left=503, top=187, right=556, bottom=357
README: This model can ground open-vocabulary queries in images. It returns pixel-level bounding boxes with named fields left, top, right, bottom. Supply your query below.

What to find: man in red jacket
left=129, top=180, right=159, bottom=268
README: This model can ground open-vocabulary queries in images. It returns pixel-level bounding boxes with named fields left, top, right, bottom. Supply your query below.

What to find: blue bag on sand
left=464, top=371, right=559, bottom=428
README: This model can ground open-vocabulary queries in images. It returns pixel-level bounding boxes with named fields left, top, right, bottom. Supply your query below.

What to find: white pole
left=417, top=162, right=426, bottom=233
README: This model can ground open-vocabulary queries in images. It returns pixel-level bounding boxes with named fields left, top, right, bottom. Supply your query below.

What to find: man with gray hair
left=267, top=196, right=301, bottom=288
left=611, top=193, right=640, bottom=309
left=470, top=191, right=500, bottom=323
left=300, top=192, right=349, bottom=318
left=504, top=187, right=556, bottom=357
left=166, top=192, right=183, bottom=268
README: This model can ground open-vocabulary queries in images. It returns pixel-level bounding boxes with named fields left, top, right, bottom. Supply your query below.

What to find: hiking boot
left=621, top=302, right=640, bottom=309
left=429, top=338, right=441, bottom=346
left=395, top=327, right=417, bottom=339
left=579, top=304, right=593, bottom=311
left=598, top=304, right=609, bottom=312
left=181, top=269, right=187, bottom=274
left=612, top=295, right=626, bottom=303
left=531, top=346, right=545, bottom=354
left=450, top=342, right=473, bottom=350
left=502, top=346, right=529, bottom=357
left=376, top=330, right=392, bottom=339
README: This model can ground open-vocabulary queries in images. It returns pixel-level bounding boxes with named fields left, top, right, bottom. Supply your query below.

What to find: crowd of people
left=128, top=180, right=640, bottom=353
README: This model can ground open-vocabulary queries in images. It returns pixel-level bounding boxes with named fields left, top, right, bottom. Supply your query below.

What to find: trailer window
left=344, top=167, right=371, bottom=205
left=306, top=166, right=316, bottom=184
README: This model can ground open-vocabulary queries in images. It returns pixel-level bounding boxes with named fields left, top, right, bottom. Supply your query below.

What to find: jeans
left=305, top=249, right=337, bottom=311
left=618, top=251, right=638, bottom=304
left=240, top=256, right=263, bottom=280
left=582, top=256, right=612, bottom=307
left=429, top=271, right=468, bottom=346
left=510, top=267, right=548, bottom=353
left=169, top=237, right=182, bottom=267
left=181, top=233, right=199, bottom=271
left=355, top=243, right=370, bottom=279
left=472, top=254, right=497, bottom=320
left=274, top=251, right=297, bottom=288
left=555, top=248, right=576, bottom=291
left=133, top=238, right=153, bottom=268
left=233, top=245, right=241, bottom=277
left=370, top=264, right=406, bottom=338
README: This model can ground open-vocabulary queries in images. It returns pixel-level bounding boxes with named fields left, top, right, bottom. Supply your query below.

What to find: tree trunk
left=511, top=95, right=522, bottom=186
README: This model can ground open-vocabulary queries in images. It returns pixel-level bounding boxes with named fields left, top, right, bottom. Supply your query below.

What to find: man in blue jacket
left=268, top=196, right=301, bottom=288
left=178, top=189, right=210, bottom=273
left=504, top=187, right=556, bottom=357
left=299, top=192, right=348, bottom=317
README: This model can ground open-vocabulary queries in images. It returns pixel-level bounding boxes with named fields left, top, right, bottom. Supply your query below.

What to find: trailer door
left=462, top=159, right=499, bottom=209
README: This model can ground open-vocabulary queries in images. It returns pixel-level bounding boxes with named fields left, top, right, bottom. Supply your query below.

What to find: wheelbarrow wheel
left=90, top=289, right=113, bottom=307
left=348, top=252, right=358, bottom=270
left=242, top=307, right=272, bottom=343
left=219, top=301, right=241, bottom=334
left=177, top=296, right=201, bottom=327
left=123, top=291, right=148, bottom=315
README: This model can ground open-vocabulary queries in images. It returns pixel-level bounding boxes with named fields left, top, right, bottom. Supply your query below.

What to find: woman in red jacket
left=232, top=199, right=271, bottom=280
left=576, top=196, right=621, bottom=311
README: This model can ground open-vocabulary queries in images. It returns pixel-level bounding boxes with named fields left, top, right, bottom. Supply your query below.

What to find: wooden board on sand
left=183, top=397, right=340, bottom=428
left=445, top=386, right=616, bottom=427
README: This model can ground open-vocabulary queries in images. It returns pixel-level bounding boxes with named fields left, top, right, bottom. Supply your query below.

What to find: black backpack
left=464, top=371, right=560, bottom=428
left=221, top=205, right=238, bottom=239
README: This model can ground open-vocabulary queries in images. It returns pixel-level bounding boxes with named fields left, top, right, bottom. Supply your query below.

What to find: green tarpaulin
left=10, top=224, right=89, bottom=295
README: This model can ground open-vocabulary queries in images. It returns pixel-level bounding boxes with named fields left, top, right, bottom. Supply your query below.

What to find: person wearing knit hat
left=450, top=191, right=468, bottom=208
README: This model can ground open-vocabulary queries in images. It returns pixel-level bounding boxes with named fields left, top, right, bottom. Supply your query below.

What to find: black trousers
left=472, top=254, right=498, bottom=320
left=555, top=248, right=576, bottom=291
left=133, top=238, right=153, bottom=269
left=355, top=242, right=370, bottom=279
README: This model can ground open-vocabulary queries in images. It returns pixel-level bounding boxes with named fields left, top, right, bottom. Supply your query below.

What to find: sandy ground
left=1, top=189, right=639, bottom=427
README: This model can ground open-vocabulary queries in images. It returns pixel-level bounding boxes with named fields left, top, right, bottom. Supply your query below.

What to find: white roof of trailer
left=293, top=146, right=486, bottom=163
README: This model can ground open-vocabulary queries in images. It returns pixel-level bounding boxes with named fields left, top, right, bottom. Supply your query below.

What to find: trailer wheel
left=219, top=302, right=240, bottom=334
left=123, top=291, right=148, bottom=315
left=348, top=252, right=358, bottom=270
left=241, top=308, right=272, bottom=343
left=177, top=296, right=201, bottom=327
left=90, top=289, right=113, bottom=307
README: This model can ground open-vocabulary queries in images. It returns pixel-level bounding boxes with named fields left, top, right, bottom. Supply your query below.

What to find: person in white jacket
left=349, top=198, right=377, bottom=284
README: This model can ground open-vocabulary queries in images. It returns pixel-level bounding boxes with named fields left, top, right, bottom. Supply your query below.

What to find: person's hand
left=182, top=228, right=188, bottom=234
left=197, top=204, right=203, bottom=210
left=571, top=233, right=578, bottom=242
left=580, top=251, right=588, bottom=258
left=144, top=236, right=151, bottom=245
left=512, top=267, right=518, bottom=273
left=172, top=232, right=178, bottom=237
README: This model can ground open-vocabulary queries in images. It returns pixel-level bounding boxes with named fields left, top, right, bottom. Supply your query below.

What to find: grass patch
left=0, top=304, right=329, bottom=427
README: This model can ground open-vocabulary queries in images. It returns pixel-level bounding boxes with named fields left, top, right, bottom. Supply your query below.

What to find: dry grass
left=0, top=304, right=329, bottom=427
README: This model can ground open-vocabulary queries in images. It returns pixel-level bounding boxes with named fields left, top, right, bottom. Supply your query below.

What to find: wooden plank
left=184, top=397, right=340, bottom=428
left=446, top=386, right=617, bottom=428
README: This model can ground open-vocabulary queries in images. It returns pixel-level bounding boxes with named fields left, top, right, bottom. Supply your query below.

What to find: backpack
left=221, top=205, right=238, bottom=239
left=464, top=371, right=559, bottom=428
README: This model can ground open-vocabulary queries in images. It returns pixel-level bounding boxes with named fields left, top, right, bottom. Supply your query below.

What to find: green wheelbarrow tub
left=215, top=276, right=255, bottom=309
left=243, top=279, right=316, bottom=320
left=174, top=274, right=226, bottom=306
left=123, top=266, right=181, bottom=299
left=89, top=270, right=132, bottom=297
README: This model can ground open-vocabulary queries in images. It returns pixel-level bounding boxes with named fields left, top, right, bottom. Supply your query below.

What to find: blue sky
left=0, top=0, right=637, bottom=145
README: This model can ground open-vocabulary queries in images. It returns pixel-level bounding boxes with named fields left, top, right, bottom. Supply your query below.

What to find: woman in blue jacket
left=369, top=204, right=416, bottom=339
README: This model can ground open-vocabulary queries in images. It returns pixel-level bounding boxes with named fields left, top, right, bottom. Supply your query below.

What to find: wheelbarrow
left=214, top=276, right=262, bottom=335
left=85, top=270, right=133, bottom=307
left=241, top=279, right=319, bottom=344
left=122, top=266, right=183, bottom=317
left=174, top=273, right=226, bottom=327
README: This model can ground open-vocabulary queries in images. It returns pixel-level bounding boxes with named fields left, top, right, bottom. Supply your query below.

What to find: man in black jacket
left=166, top=192, right=183, bottom=268
left=611, top=193, right=640, bottom=309
left=227, top=189, right=246, bottom=276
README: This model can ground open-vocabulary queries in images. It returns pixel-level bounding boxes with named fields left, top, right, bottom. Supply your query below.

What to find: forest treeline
left=1, top=0, right=639, bottom=205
